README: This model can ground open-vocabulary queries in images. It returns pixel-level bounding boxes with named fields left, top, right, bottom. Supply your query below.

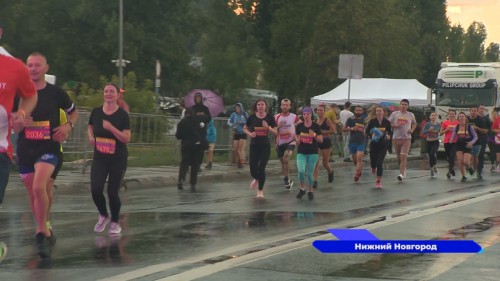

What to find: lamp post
left=111, top=0, right=129, bottom=89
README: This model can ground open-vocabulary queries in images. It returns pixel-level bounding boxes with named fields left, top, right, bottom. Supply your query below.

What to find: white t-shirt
left=388, top=111, right=416, bottom=140
left=340, top=109, right=354, bottom=126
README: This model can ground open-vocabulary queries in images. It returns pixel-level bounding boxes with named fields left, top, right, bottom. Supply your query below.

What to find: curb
left=49, top=153, right=425, bottom=190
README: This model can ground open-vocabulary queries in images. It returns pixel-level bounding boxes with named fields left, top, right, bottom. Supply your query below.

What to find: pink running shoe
left=250, top=179, right=258, bottom=190
left=376, top=180, right=382, bottom=188
left=94, top=215, right=109, bottom=233
left=109, top=222, right=122, bottom=235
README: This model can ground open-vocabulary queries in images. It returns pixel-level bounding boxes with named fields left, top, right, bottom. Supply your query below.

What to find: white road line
left=99, top=190, right=500, bottom=281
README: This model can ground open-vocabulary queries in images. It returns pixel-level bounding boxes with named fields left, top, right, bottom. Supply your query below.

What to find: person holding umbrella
left=243, top=99, right=277, bottom=198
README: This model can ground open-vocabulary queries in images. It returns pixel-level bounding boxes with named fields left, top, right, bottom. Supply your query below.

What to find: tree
left=485, top=42, right=500, bottom=62
left=195, top=0, right=262, bottom=103
left=447, top=25, right=466, bottom=62
left=463, top=21, right=487, bottom=62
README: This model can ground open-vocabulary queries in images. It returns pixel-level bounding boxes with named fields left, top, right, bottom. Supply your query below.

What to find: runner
left=490, top=108, right=500, bottom=172
left=16, top=52, right=77, bottom=258
left=243, top=99, right=277, bottom=198
left=227, top=103, right=248, bottom=168
left=204, top=118, right=216, bottom=170
left=344, top=106, right=366, bottom=182
left=0, top=22, right=38, bottom=260
left=388, top=99, right=417, bottom=182
left=339, top=102, right=354, bottom=162
left=295, top=107, right=323, bottom=200
left=365, top=106, right=392, bottom=188
left=440, top=109, right=459, bottom=179
left=422, top=112, right=441, bottom=177
left=313, top=104, right=335, bottom=188
left=88, top=83, right=130, bottom=234
left=467, top=106, right=487, bottom=179
left=450, top=112, right=477, bottom=182
left=275, top=98, right=299, bottom=190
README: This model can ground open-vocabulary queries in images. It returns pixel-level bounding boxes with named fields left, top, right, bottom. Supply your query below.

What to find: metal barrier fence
left=63, top=110, right=235, bottom=172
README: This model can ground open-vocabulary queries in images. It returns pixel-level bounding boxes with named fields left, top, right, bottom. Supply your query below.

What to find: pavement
left=6, top=147, right=424, bottom=192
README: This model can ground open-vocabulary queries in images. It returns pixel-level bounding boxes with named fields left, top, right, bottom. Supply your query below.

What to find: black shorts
left=455, top=141, right=472, bottom=154
left=318, top=137, right=332, bottom=150
left=276, top=143, right=296, bottom=158
left=51, top=151, right=63, bottom=180
left=233, top=133, right=247, bottom=141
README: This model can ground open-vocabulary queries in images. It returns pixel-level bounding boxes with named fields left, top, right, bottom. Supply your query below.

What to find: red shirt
left=0, top=55, right=37, bottom=158
left=441, top=119, right=459, bottom=144
left=492, top=117, right=500, bottom=144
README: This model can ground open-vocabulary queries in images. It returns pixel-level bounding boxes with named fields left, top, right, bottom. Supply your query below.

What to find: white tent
left=311, top=78, right=429, bottom=107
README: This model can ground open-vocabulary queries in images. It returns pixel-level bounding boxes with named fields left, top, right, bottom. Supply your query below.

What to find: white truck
left=429, top=62, right=500, bottom=154
left=431, top=62, right=500, bottom=122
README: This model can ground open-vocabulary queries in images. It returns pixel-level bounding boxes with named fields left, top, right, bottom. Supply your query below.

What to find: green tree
left=447, top=25, right=466, bottom=62
left=485, top=42, right=500, bottom=62
left=463, top=21, right=487, bottom=62
left=196, top=0, right=262, bottom=102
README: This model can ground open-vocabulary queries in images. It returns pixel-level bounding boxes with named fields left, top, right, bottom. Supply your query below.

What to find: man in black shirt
left=468, top=106, right=487, bottom=179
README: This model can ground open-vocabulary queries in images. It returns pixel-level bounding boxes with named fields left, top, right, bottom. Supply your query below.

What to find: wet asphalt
left=0, top=159, right=499, bottom=281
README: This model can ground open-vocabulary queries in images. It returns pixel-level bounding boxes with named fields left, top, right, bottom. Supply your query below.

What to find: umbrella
left=184, top=89, right=224, bottom=117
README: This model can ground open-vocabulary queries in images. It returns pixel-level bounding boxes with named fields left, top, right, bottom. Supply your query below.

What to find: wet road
left=0, top=161, right=499, bottom=280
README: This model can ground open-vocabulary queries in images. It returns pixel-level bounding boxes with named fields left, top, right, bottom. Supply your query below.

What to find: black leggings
left=444, top=142, right=456, bottom=172
left=370, top=141, right=387, bottom=177
left=249, top=143, right=270, bottom=190
left=91, top=156, right=127, bottom=223
left=427, top=140, right=439, bottom=167
left=178, top=143, right=204, bottom=185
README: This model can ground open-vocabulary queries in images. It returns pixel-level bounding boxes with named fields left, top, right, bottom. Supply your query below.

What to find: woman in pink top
left=439, top=109, right=459, bottom=179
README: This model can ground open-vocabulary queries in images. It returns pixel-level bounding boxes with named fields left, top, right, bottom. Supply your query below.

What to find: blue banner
left=313, top=229, right=482, bottom=254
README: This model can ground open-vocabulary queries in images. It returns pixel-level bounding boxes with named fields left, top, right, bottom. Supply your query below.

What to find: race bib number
left=255, top=126, right=268, bottom=137
left=25, top=121, right=50, bottom=140
left=279, top=132, right=291, bottom=140
left=95, top=137, right=116, bottom=154
left=397, top=118, right=408, bottom=126
left=354, top=123, right=365, bottom=131
left=299, top=132, right=314, bottom=144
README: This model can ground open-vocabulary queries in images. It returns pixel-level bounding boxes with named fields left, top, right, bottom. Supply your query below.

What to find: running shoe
left=313, top=180, right=318, bottom=189
left=0, top=242, right=7, bottom=263
left=296, top=189, right=306, bottom=199
left=375, top=180, right=382, bottom=188
left=328, top=171, right=334, bottom=183
left=354, top=171, right=361, bottom=183
left=433, top=166, right=439, bottom=174
left=461, top=176, right=467, bottom=183
left=450, top=169, right=456, bottom=177
left=431, top=169, right=435, bottom=177
left=371, top=168, right=377, bottom=175
left=284, top=176, right=289, bottom=186
left=109, top=222, right=122, bottom=235
left=468, top=167, right=475, bottom=176
left=397, top=174, right=405, bottom=182
left=35, top=233, right=51, bottom=258
left=250, top=179, right=258, bottom=190
left=307, top=192, right=314, bottom=200
left=285, top=180, right=293, bottom=190
left=446, top=172, right=451, bottom=179
left=94, top=215, right=110, bottom=233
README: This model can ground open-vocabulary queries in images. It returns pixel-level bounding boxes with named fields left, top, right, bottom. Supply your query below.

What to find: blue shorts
left=18, top=153, right=59, bottom=175
left=470, top=145, right=481, bottom=156
left=348, top=143, right=366, bottom=155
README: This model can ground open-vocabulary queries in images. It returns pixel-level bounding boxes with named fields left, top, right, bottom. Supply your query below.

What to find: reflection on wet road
left=0, top=163, right=499, bottom=280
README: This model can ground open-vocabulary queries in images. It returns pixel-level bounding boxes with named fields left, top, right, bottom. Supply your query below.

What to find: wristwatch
left=66, top=121, right=74, bottom=129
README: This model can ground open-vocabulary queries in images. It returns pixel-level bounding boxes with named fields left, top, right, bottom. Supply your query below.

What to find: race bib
left=354, top=122, right=365, bottom=131
left=397, top=118, right=408, bottom=126
left=279, top=132, right=291, bottom=140
left=95, top=137, right=116, bottom=154
left=25, top=121, right=50, bottom=140
left=299, top=132, right=314, bottom=144
left=254, top=126, right=268, bottom=137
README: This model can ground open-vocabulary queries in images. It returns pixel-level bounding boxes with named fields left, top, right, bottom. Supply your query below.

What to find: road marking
left=99, top=190, right=500, bottom=281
